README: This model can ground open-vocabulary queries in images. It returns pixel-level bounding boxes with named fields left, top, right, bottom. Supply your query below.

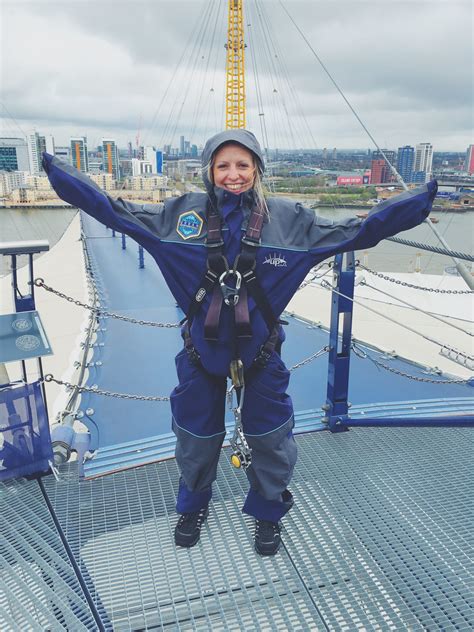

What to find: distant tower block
left=225, top=0, right=246, bottom=129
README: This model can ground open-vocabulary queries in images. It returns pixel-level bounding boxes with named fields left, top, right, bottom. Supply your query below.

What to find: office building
left=70, top=137, right=89, bottom=173
left=0, top=138, right=30, bottom=172
left=102, top=139, right=120, bottom=180
left=144, top=147, right=164, bottom=174
left=0, top=170, right=27, bottom=196
left=414, top=143, right=433, bottom=182
left=397, top=146, right=415, bottom=183
left=90, top=173, right=116, bottom=191
left=27, top=131, right=43, bottom=174
left=465, top=144, right=474, bottom=175
left=101, top=139, right=120, bottom=179
left=179, top=136, right=185, bottom=157
left=370, top=150, right=396, bottom=184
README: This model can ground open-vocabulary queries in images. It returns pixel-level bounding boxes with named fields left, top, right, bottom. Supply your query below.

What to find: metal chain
left=297, top=262, right=333, bottom=291
left=289, top=346, right=329, bottom=371
left=34, top=278, right=181, bottom=327
left=352, top=344, right=472, bottom=384
left=356, top=263, right=473, bottom=294
left=43, top=345, right=329, bottom=402
left=44, top=374, right=170, bottom=401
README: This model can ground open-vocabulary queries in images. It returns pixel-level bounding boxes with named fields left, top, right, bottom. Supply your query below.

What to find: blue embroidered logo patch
left=176, top=211, right=203, bottom=240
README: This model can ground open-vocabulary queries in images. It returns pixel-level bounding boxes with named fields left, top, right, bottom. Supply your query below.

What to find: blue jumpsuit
left=42, top=129, right=437, bottom=522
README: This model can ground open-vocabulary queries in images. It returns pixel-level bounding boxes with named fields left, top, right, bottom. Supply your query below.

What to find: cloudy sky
left=1, top=0, right=472, bottom=151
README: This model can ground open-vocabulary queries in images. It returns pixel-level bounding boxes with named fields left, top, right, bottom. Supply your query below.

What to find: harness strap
left=204, top=285, right=224, bottom=341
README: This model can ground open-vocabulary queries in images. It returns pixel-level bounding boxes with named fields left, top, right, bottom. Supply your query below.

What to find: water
left=0, top=207, right=78, bottom=276
left=0, top=205, right=472, bottom=277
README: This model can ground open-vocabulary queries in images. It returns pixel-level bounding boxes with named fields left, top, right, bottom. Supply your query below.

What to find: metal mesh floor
left=35, top=427, right=474, bottom=631
left=0, top=478, right=98, bottom=631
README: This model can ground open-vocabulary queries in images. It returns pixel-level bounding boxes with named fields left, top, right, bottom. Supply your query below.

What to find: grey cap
left=201, top=129, right=265, bottom=193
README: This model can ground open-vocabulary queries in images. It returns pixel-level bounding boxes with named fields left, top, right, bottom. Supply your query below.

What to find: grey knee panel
left=172, top=419, right=225, bottom=493
left=244, top=416, right=297, bottom=502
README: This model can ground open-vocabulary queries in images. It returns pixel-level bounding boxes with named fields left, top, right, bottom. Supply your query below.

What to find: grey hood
left=201, top=129, right=265, bottom=194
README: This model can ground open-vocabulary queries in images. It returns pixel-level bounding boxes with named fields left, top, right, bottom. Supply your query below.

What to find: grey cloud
left=1, top=0, right=472, bottom=150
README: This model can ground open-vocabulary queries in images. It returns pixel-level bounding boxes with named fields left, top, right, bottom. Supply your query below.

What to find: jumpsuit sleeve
left=42, top=152, right=167, bottom=251
left=306, top=180, right=438, bottom=263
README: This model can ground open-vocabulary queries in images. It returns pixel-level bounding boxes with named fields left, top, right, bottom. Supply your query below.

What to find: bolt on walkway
left=2, top=425, right=473, bottom=631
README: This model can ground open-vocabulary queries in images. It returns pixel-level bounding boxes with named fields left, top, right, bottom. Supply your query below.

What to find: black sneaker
left=254, top=519, right=281, bottom=556
left=174, top=506, right=209, bottom=548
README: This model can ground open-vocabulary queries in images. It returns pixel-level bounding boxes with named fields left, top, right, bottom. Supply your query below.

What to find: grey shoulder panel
left=262, top=197, right=315, bottom=251
left=263, top=196, right=363, bottom=252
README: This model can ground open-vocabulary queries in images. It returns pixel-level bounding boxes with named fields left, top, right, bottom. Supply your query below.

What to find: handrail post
left=325, top=251, right=356, bottom=432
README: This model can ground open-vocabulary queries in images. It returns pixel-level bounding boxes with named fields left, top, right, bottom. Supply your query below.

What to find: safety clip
left=219, top=269, right=242, bottom=306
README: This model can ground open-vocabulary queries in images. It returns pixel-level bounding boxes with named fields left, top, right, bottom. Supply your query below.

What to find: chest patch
left=176, top=210, right=203, bottom=240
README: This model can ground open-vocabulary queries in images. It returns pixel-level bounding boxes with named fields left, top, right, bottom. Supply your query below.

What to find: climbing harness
left=183, top=195, right=284, bottom=469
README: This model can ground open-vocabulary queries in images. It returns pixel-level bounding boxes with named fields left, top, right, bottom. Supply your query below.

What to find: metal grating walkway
left=26, top=426, right=473, bottom=631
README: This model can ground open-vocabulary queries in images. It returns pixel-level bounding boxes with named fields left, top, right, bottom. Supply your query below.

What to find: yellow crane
left=225, top=0, right=246, bottom=129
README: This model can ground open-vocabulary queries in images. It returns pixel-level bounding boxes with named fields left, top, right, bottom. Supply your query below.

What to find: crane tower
left=225, top=0, right=246, bottom=129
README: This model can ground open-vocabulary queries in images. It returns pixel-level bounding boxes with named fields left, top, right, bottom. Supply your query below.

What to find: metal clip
left=219, top=269, right=242, bottom=306
left=228, top=385, right=252, bottom=469
left=229, top=358, right=244, bottom=388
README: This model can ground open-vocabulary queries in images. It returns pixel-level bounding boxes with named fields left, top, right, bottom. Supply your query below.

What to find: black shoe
left=255, top=519, right=281, bottom=556
left=174, top=506, right=209, bottom=548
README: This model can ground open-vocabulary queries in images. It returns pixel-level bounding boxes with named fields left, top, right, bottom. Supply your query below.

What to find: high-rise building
left=0, top=138, right=30, bottom=172
left=397, top=145, right=415, bottom=183
left=370, top=150, right=396, bottom=184
left=70, top=137, right=89, bottom=173
left=414, top=143, right=433, bottom=182
left=464, top=144, right=474, bottom=175
left=370, top=159, right=387, bottom=184
left=180, top=136, right=185, bottom=157
left=27, top=132, right=54, bottom=173
left=144, top=146, right=164, bottom=174
left=27, top=132, right=43, bottom=174
left=102, top=139, right=120, bottom=179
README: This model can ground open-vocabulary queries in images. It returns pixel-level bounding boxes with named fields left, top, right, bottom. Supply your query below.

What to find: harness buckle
left=254, top=346, right=272, bottom=368
left=219, top=270, right=242, bottom=306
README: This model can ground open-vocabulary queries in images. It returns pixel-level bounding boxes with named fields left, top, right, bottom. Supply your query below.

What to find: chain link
left=44, top=374, right=170, bottom=401
left=43, top=344, right=329, bottom=402
left=35, top=278, right=181, bottom=327
left=356, top=263, right=473, bottom=294
left=297, top=262, right=333, bottom=291
left=289, top=346, right=329, bottom=371
left=352, top=344, right=472, bottom=384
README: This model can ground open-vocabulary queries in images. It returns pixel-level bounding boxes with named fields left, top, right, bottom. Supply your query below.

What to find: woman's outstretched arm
left=42, top=153, right=167, bottom=251
left=306, top=180, right=438, bottom=262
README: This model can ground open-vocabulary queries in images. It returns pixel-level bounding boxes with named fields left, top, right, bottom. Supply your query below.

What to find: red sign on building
left=337, top=175, right=363, bottom=186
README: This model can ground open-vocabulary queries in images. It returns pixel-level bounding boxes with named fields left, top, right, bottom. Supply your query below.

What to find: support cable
left=357, top=278, right=473, bottom=337
left=319, top=279, right=474, bottom=363
left=386, top=236, right=474, bottom=263
left=278, top=1, right=474, bottom=289
left=37, top=478, right=107, bottom=632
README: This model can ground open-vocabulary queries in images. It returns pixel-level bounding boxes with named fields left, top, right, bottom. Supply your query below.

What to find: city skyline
left=0, top=1, right=472, bottom=152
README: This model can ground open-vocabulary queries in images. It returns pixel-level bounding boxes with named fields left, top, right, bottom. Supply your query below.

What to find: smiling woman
left=42, top=127, right=437, bottom=556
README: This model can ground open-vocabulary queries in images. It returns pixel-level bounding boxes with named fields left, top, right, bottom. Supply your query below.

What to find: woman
left=43, top=129, right=437, bottom=555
